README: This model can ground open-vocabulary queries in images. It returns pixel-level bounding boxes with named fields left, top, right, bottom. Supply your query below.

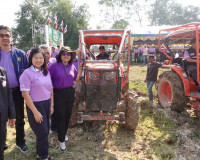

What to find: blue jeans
left=147, top=81, right=155, bottom=101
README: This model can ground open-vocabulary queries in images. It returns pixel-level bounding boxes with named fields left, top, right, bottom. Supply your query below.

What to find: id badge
left=2, top=80, right=6, bottom=87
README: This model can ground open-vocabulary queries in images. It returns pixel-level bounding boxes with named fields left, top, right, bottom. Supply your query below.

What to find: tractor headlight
left=88, top=72, right=98, bottom=80
left=104, top=72, right=116, bottom=81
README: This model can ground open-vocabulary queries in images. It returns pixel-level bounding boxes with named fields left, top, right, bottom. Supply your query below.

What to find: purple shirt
left=184, top=50, right=190, bottom=58
left=26, top=50, right=31, bottom=57
left=139, top=47, right=144, bottom=53
left=47, top=58, right=57, bottom=68
left=49, top=62, right=77, bottom=89
left=0, top=49, right=18, bottom=88
left=19, top=66, right=52, bottom=102
left=51, top=51, right=59, bottom=58
left=149, top=47, right=155, bottom=54
left=134, top=48, right=140, bottom=53
left=56, top=49, right=60, bottom=53
left=72, top=58, right=83, bottom=71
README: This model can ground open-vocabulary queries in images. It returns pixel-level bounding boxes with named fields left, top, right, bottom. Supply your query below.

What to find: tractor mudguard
left=162, top=65, right=190, bottom=94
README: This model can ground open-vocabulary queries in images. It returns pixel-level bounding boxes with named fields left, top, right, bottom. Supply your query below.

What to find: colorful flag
left=64, top=24, right=68, bottom=33
left=54, top=15, right=58, bottom=29
left=47, top=12, right=52, bottom=25
left=60, top=20, right=63, bottom=31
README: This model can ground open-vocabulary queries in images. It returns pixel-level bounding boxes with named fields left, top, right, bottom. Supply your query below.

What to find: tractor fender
left=162, top=65, right=190, bottom=94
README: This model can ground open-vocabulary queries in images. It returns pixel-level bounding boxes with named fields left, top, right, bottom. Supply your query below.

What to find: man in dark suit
left=0, top=66, right=16, bottom=160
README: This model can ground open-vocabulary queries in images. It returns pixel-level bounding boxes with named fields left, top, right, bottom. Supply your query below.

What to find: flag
left=64, top=24, right=68, bottom=34
left=54, top=15, right=58, bottom=29
left=47, top=12, right=52, bottom=25
left=60, top=20, right=63, bottom=31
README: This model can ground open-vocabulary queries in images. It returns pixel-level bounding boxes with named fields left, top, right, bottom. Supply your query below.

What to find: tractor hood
left=85, top=63, right=115, bottom=70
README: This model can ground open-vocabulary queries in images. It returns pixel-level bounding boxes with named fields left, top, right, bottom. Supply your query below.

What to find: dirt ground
left=4, top=65, right=200, bottom=160
left=5, top=94, right=200, bottom=160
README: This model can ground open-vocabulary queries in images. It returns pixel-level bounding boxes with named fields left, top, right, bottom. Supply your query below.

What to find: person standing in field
left=0, top=25, right=29, bottom=152
left=0, top=66, right=16, bottom=160
left=48, top=47, right=81, bottom=152
left=144, top=56, right=162, bottom=102
left=19, top=48, right=53, bottom=160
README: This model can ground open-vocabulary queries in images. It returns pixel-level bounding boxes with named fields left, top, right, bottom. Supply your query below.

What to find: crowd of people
left=130, top=44, right=187, bottom=65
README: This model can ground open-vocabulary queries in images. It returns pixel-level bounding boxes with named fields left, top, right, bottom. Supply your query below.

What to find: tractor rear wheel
left=157, top=71, right=186, bottom=112
left=125, top=90, right=139, bottom=130
left=69, top=82, right=83, bottom=127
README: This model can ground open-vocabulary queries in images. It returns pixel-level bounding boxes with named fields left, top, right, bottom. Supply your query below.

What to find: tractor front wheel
left=157, top=71, right=186, bottom=112
left=125, top=90, right=139, bottom=130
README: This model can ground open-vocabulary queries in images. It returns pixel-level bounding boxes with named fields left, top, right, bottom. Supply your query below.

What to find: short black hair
left=28, top=48, right=48, bottom=76
left=190, top=38, right=199, bottom=44
left=0, top=25, right=12, bottom=36
left=149, top=56, right=154, bottom=59
left=99, top=46, right=105, bottom=50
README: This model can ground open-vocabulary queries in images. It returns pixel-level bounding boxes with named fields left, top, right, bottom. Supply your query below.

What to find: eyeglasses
left=0, top=33, right=11, bottom=38
left=33, top=57, right=44, bottom=61
left=61, top=53, right=71, bottom=56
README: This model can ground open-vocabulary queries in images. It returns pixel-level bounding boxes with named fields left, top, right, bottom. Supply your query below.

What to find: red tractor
left=71, top=29, right=139, bottom=130
left=157, top=22, right=200, bottom=112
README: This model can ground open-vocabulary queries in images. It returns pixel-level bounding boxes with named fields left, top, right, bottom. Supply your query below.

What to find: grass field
left=5, top=64, right=179, bottom=160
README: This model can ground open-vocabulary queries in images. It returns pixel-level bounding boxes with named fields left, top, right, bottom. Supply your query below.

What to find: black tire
left=69, top=88, right=83, bottom=127
left=157, top=71, right=186, bottom=112
left=125, top=90, right=139, bottom=130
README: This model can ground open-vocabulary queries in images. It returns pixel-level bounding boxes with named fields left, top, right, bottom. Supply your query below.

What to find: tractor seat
left=173, top=58, right=190, bottom=76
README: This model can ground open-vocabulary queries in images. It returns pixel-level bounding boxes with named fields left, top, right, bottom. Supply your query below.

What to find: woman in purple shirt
left=19, top=48, right=53, bottom=160
left=48, top=47, right=80, bottom=152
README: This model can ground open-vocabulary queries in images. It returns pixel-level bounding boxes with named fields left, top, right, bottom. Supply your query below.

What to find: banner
left=45, top=25, right=63, bottom=46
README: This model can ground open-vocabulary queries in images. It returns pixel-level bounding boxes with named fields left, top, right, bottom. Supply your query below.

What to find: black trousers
left=26, top=99, right=50, bottom=159
left=12, top=88, right=25, bottom=146
left=134, top=53, right=139, bottom=63
left=0, top=114, right=6, bottom=160
left=188, top=65, right=199, bottom=86
left=54, top=87, right=75, bottom=142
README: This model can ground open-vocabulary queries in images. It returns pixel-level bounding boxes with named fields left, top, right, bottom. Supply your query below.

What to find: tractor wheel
left=69, top=83, right=83, bottom=127
left=157, top=71, right=186, bottom=112
left=125, top=90, right=139, bottom=130
left=122, top=82, right=129, bottom=102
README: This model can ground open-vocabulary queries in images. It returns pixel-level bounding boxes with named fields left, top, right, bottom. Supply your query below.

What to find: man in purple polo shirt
left=148, top=44, right=156, bottom=55
left=134, top=45, right=140, bottom=64
left=0, top=25, right=29, bottom=152
left=56, top=45, right=61, bottom=53
left=139, top=44, right=144, bottom=63
left=39, top=44, right=56, bottom=68
left=51, top=46, right=59, bottom=58
left=39, top=44, right=57, bottom=133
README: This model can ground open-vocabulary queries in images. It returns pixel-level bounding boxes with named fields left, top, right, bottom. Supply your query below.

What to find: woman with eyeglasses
left=48, top=47, right=80, bottom=152
left=19, top=48, right=53, bottom=160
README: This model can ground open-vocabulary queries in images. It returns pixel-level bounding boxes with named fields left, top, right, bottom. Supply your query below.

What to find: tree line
left=12, top=0, right=200, bottom=50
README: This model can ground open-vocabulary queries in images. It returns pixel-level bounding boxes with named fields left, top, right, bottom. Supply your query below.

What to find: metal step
left=187, top=91, right=200, bottom=98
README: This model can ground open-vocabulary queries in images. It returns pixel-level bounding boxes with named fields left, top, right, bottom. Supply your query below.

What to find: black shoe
left=16, top=144, right=29, bottom=153
left=4, top=144, right=8, bottom=151
left=36, top=156, right=51, bottom=160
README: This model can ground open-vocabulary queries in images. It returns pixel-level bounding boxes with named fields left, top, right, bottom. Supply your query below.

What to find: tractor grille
left=85, top=70, right=119, bottom=112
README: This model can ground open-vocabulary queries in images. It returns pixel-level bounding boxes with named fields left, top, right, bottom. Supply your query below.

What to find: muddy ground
left=5, top=92, right=200, bottom=160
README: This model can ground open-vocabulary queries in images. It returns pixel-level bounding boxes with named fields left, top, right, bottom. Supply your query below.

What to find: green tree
left=13, top=0, right=89, bottom=51
left=98, top=0, right=130, bottom=28
left=148, top=0, right=200, bottom=25
left=12, top=0, right=46, bottom=51
left=40, top=0, right=89, bottom=49
left=112, top=19, right=129, bottom=29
